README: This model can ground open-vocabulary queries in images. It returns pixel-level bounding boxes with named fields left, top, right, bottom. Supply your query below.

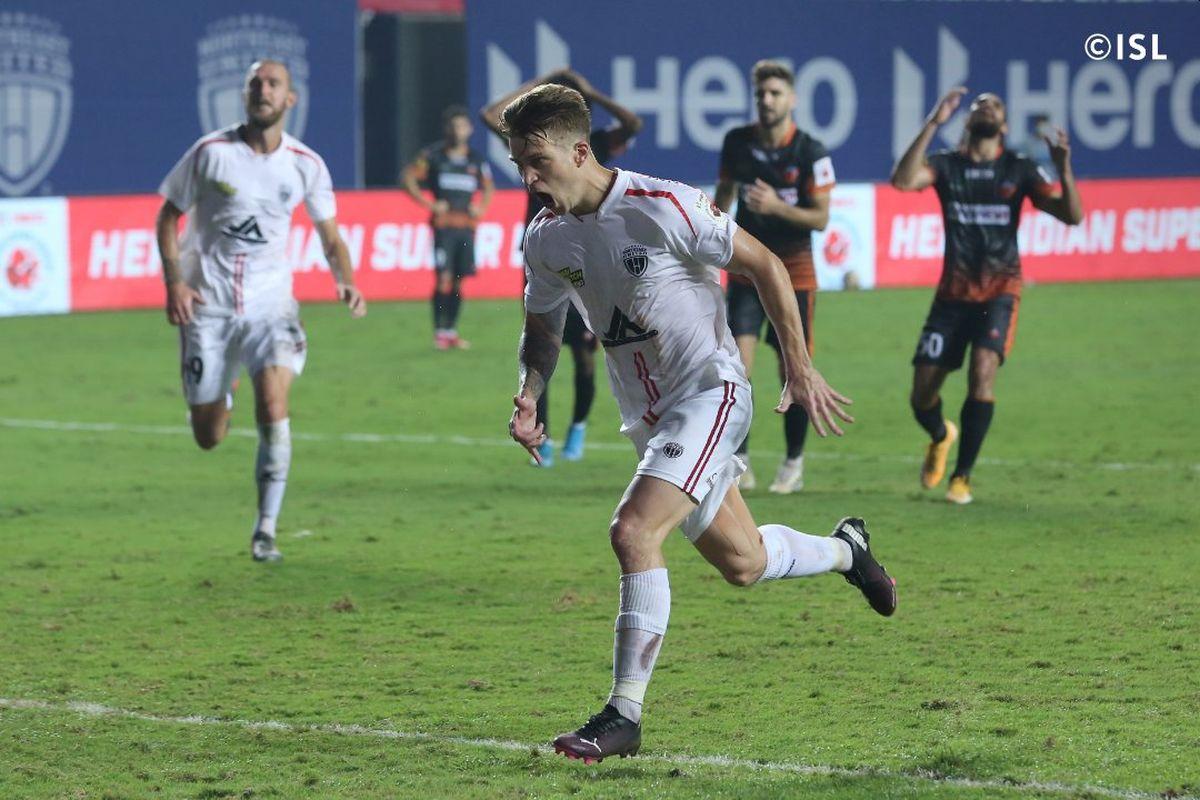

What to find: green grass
left=1, top=281, right=1198, bottom=799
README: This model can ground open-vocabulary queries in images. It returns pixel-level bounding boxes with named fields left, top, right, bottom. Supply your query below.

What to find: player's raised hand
left=1043, top=126, right=1072, bottom=171
left=929, top=86, right=967, bottom=126
left=165, top=281, right=204, bottom=326
left=338, top=283, right=367, bottom=318
left=777, top=366, right=854, bottom=437
left=509, top=393, right=547, bottom=462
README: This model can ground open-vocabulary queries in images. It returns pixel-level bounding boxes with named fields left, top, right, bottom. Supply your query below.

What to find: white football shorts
left=179, top=313, right=308, bottom=405
left=627, top=380, right=751, bottom=542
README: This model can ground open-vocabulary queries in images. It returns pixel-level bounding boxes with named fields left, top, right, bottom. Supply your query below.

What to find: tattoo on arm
left=518, top=305, right=568, bottom=399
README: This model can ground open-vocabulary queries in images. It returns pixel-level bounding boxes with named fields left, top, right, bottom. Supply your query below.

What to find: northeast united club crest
left=0, top=13, right=72, bottom=197
left=621, top=244, right=648, bottom=278
left=197, top=15, right=310, bottom=138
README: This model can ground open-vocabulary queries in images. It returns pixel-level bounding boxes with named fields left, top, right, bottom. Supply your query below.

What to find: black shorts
left=911, top=294, right=1020, bottom=371
left=563, top=304, right=597, bottom=351
left=433, top=228, right=475, bottom=278
left=726, top=281, right=814, bottom=354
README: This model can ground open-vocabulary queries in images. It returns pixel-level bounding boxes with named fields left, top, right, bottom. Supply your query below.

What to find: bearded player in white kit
left=155, top=60, right=366, bottom=562
left=504, top=84, right=897, bottom=762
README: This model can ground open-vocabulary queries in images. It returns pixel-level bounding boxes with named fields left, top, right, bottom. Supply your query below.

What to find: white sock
left=254, top=418, right=291, bottom=536
left=756, top=524, right=852, bottom=582
left=607, top=568, right=670, bottom=724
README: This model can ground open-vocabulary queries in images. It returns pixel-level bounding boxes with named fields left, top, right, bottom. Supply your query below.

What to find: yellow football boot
left=920, top=421, right=958, bottom=489
left=946, top=475, right=973, bottom=505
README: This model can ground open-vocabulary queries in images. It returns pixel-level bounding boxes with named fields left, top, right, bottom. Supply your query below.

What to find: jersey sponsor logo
left=197, top=15, right=311, bottom=139
left=812, top=156, right=836, bottom=188
left=222, top=216, right=268, bottom=245
left=601, top=307, right=658, bottom=348
left=663, top=442, right=685, bottom=459
left=965, top=168, right=995, bottom=180
left=0, top=13, right=73, bottom=197
left=950, top=202, right=1011, bottom=226
left=621, top=244, right=649, bottom=277
left=437, top=172, right=480, bottom=193
left=555, top=266, right=585, bottom=287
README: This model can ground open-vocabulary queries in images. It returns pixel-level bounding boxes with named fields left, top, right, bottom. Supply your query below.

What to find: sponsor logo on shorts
left=621, top=244, right=648, bottom=278
left=0, top=13, right=72, bottom=197
left=663, top=442, right=684, bottom=459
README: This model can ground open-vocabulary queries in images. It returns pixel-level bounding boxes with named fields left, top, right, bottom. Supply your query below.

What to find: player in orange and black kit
left=482, top=68, right=642, bottom=466
left=891, top=88, right=1082, bottom=504
left=715, top=60, right=836, bottom=494
left=403, top=106, right=494, bottom=350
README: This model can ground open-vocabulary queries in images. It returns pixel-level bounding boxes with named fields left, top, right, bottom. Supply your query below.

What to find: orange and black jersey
left=408, top=143, right=493, bottom=230
left=928, top=148, right=1056, bottom=301
left=719, top=123, right=835, bottom=257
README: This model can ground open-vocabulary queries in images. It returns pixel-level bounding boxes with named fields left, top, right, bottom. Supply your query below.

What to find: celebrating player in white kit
left=503, top=84, right=897, bottom=762
left=155, top=60, right=366, bottom=562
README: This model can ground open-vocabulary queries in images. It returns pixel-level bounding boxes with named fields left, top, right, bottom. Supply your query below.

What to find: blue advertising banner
left=0, top=1, right=358, bottom=197
left=468, top=1, right=1200, bottom=187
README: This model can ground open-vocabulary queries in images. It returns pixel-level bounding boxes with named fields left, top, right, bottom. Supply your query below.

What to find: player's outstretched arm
left=725, top=228, right=854, bottom=437
left=1031, top=127, right=1084, bottom=226
left=511, top=304, right=568, bottom=462
left=155, top=199, right=204, bottom=326
left=891, top=86, right=966, bottom=192
left=315, top=218, right=366, bottom=318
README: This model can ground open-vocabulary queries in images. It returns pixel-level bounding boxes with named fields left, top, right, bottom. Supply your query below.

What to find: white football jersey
left=159, top=125, right=336, bottom=318
left=524, top=169, right=749, bottom=433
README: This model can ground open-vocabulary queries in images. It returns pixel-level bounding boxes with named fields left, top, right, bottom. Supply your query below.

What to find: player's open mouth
left=535, top=191, right=554, bottom=207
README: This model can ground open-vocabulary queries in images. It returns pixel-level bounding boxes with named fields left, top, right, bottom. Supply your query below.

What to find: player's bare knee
left=721, top=562, right=761, bottom=588
left=609, top=516, right=652, bottom=561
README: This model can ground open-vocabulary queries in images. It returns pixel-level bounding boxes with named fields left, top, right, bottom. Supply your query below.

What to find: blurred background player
left=482, top=68, right=642, bottom=466
left=891, top=88, right=1081, bottom=504
left=402, top=105, right=494, bottom=350
left=504, top=84, right=893, bottom=762
left=156, top=59, right=366, bottom=562
left=714, top=60, right=836, bottom=494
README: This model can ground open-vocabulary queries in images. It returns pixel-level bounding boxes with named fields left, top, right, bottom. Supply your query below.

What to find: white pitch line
left=0, top=697, right=1190, bottom=800
left=2, top=417, right=1196, bottom=474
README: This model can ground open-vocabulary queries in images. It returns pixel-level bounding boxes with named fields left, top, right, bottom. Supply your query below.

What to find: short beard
left=246, top=106, right=285, bottom=131
left=967, top=119, right=1001, bottom=139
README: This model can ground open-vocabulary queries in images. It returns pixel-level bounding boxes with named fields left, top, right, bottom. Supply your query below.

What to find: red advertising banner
left=68, top=190, right=531, bottom=312
left=62, top=177, right=1200, bottom=314
left=875, top=177, right=1200, bottom=288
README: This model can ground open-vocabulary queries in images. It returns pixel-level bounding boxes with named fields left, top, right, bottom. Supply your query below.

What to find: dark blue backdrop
left=0, top=1, right=357, bottom=197
left=468, top=1, right=1200, bottom=187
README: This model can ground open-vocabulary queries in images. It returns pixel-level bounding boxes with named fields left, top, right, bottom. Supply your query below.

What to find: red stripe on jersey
left=624, top=188, right=696, bottom=238
left=287, top=146, right=321, bottom=167
left=234, top=254, right=245, bottom=315
left=683, top=382, right=736, bottom=494
left=633, top=351, right=660, bottom=404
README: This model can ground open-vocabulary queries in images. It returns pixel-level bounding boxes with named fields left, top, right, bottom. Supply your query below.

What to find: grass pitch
left=1, top=280, right=1197, bottom=799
